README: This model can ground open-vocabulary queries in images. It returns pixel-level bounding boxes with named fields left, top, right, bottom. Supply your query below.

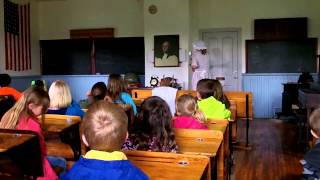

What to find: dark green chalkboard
left=40, top=37, right=145, bottom=75
left=246, top=38, right=318, bottom=73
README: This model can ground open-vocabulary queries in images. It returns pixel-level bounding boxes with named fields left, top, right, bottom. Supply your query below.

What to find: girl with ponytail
left=0, top=87, right=57, bottom=180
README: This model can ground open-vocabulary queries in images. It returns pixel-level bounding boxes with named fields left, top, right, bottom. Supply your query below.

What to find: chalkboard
left=95, top=37, right=145, bottom=75
left=41, top=39, right=92, bottom=75
left=40, top=37, right=145, bottom=75
left=246, top=38, right=318, bottom=73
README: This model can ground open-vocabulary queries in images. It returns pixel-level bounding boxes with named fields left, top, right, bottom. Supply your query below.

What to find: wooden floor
left=232, top=119, right=305, bottom=180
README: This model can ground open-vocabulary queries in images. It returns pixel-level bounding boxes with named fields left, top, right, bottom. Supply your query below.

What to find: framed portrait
left=154, top=35, right=179, bottom=67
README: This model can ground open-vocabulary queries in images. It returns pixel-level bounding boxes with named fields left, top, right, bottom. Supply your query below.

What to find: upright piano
left=298, top=88, right=320, bottom=147
left=299, top=88, right=320, bottom=112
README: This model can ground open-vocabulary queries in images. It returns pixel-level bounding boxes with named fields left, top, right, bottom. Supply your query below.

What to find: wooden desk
left=208, top=120, right=229, bottom=180
left=174, top=128, right=223, bottom=179
left=124, top=150, right=209, bottom=180
left=40, top=115, right=81, bottom=160
left=0, top=129, right=43, bottom=178
left=43, top=118, right=80, bottom=133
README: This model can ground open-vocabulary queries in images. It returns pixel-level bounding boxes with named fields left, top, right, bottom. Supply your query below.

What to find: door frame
left=199, top=28, right=242, bottom=91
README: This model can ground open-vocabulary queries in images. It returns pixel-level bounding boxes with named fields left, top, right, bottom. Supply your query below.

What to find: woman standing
left=191, top=41, right=211, bottom=90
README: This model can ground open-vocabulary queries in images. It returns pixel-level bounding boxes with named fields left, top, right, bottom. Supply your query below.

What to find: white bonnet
left=192, top=41, right=207, bottom=50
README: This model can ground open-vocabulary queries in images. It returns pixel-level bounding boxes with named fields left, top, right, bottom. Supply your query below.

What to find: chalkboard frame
left=245, top=38, right=318, bottom=73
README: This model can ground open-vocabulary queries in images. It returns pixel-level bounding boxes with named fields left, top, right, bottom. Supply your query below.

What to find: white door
left=202, top=29, right=240, bottom=91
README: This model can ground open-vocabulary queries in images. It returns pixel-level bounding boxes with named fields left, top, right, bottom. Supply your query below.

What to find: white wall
left=191, top=0, right=320, bottom=73
left=143, top=0, right=190, bottom=88
left=38, top=0, right=144, bottom=39
left=0, top=0, right=40, bottom=75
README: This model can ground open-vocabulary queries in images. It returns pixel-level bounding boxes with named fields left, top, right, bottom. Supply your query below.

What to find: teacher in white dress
left=191, top=41, right=211, bottom=90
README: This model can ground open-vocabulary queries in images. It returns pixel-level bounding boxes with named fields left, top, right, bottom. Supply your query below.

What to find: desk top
left=40, top=117, right=80, bottom=133
left=0, top=130, right=37, bottom=152
left=207, top=120, right=228, bottom=133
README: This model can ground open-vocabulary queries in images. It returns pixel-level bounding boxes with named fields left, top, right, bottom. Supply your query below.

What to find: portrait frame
left=154, top=35, right=179, bottom=67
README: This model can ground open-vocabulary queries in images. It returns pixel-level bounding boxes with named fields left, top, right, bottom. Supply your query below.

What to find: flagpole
left=90, top=40, right=96, bottom=74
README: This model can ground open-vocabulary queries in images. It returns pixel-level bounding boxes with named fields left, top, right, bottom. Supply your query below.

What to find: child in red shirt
left=173, top=94, right=207, bottom=129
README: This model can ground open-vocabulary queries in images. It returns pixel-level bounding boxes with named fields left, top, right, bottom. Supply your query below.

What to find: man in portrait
left=154, top=35, right=179, bottom=67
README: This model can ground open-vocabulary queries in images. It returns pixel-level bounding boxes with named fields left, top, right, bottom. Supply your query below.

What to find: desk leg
left=217, top=141, right=225, bottom=180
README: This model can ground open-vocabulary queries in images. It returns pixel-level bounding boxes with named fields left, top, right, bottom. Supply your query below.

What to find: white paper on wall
left=147, top=51, right=154, bottom=63
left=179, top=49, right=187, bottom=62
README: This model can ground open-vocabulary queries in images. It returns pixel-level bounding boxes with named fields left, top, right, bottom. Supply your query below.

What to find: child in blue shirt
left=61, top=101, right=147, bottom=180
left=106, top=74, right=137, bottom=116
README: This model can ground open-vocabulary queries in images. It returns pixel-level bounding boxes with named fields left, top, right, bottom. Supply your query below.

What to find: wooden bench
left=174, top=128, right=223, bottom=179
left=124, top=150, right=210, bottom=180
left=39, top=114, right=81, bottom=161
left=0, top=129, right=43, bottom=179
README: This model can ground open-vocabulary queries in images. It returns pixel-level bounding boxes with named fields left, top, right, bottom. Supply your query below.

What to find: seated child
left=87, top=81, right=107, bottom=106
left=123, top=96, right=178, bottom=152
left=61, top=101, right=147, bottom=180
left=0, top=73, right=22, bottom=101
left=173, top=94, right=207, bottom=129
left=0, top=87, right=57, bottom=180
left=196, top=79, right=231, bottom=120
left=106, top=74, right=137, bottom=116
left=152, top=77, right=178, bottom=116
left=211, top=79, right=230, bottom=108
left=301, top=108, right=320, bottom=179
left=47, top=80, right=84, bottom=118
left=31, top=80, right=47, bottom=91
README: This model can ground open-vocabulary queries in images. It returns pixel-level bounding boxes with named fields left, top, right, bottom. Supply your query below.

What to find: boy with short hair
left=301, top=108, right=320, bottom=179
left=0, top=73, right=22, bottom=101
left=196, top=79, right=231, bottom=120
left=61, top=101, right=148, bottom=180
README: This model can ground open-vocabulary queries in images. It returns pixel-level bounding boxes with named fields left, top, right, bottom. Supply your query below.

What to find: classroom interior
left=1, top=0, right=320, bottom=179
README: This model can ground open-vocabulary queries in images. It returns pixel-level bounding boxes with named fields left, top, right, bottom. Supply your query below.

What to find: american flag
left=4, top=0, right=31, bottom=71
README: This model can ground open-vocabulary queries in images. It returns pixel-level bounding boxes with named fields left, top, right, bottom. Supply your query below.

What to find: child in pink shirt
left=0, top=87, right=57, bottom=180
left=173, top=94, right=208, bottom=129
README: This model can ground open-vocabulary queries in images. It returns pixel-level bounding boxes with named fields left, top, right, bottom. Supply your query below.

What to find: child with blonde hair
left=47, top=80, right=84, bottom=118
left=0, top=87, right=57, bottom=180
left=173, top=94, right=207, bottom=129
left=61, top=101, right=147, bottom=180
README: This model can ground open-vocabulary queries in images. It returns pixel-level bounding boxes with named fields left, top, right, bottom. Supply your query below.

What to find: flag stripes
left=4, top=0, right=31, bottom=71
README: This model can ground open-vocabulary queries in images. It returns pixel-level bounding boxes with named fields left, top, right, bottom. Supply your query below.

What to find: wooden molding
left=70, top=28, right=114, bottom=39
